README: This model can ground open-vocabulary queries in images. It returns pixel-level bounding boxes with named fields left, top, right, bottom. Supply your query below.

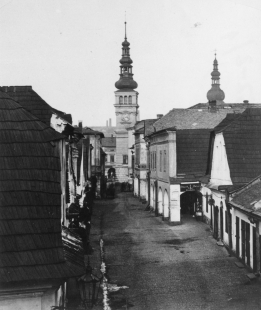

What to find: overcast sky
left=1, top=0, right=261, bottom=126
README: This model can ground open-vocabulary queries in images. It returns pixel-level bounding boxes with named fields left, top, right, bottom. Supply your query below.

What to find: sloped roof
left=220, top=108, right=261, bottom=186
left=83, top=127, right=104, bottom=137
left=144, top=119, right=157, bottom=136
left=0, top=91, right=84, bottom=284
left=213, top=113, right=241, bottom=133
left=189, top=102, right=261, bottom=111
left=176, top=129, right=211, bottom=176
left=230, top=177, right=261, bottom=217
left=0, top=86, right=71, bottom=125
left=101, top=137, right=116, bottom=147
left=89, top=126, right=116, bottom=137
left=149, top=109, right=234, bottom=133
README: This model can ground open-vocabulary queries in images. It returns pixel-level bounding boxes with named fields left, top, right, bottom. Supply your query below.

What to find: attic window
left=197, top=109, right=202, bottom=112
left=224, top=106, right=231, bottom=109
left=192, top=123, right=198, bottom=126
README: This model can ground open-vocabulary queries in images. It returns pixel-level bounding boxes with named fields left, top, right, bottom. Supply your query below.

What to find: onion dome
left=207, top=55, right=225, bottom=103
left=115, top=22, right=138, bottom=90
left=122, top=39, right=130, bottom=47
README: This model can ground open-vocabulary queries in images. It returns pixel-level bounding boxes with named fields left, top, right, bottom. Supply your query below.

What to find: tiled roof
left=230, top=176, right=261, bottom=217
left=220, top=108, right=261, bottom=185
left=144, top=119, right=157, bottom=136
left=213, top=114, right=241, bottom=133
left=189, top=102, right=261, bottom=111
left=169, top=129, right=211, bottom=184
left=89, top=126, right=116, bottom=137
left=0, top=86, right=71, bottom=125
left=176, top=129, right=211, bottom=176
left=0, top=91, right=84, bottom=283
left=101, top=137, right=116, bottom=147
left=151, top=109, right=234, bottom=132
left=83, top=127, right=104, bottom=137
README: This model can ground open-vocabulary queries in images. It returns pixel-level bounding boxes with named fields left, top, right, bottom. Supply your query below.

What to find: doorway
left=180, top=191, right=202, bottom=216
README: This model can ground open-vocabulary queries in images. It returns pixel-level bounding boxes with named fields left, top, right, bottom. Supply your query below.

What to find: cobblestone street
left=90, top=192, right=261, bottom=310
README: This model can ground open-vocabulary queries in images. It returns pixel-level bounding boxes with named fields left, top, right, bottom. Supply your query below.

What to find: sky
left=1, top=0, right=261, bottom=126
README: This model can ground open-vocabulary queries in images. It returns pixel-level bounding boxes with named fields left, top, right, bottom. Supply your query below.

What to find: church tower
left=114, top=22, right=139, bottom=127
left=114, top=22, right=139, bottom=182
left=207, top=55, right=225, bottom=105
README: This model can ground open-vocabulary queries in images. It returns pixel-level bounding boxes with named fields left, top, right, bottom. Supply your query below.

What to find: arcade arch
left=163, top=190, right=169, bottom=218
left=158, top=188, right=163, bottom=215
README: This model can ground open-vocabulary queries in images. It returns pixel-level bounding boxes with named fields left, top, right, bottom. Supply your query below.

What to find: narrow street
left=90, top=192, right=261, bottom=310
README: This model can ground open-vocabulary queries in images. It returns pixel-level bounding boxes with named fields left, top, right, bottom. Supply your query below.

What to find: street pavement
left=89, top=192, right=261, bottom=310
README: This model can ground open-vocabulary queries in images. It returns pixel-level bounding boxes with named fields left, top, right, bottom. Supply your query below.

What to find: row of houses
left=132, top=58, right=261, bottom=275
left=0, top=86, right=106, bottom=309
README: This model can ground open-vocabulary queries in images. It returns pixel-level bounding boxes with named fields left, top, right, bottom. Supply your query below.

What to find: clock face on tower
left=121, top=114, right=130, bottom=122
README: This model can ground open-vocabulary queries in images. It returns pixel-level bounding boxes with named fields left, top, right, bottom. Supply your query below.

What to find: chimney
left=109, top=118, right=112, bottom=127
left=157, top=114, right=163, bottom=119
left=106, top=120, right=108, bottom=127
left=243, top=100, right=249, bottom=104
left=78, top=120, right=83, bottom=128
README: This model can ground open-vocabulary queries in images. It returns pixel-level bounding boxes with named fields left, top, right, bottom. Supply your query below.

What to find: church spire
left=115, top=21, right=138, bottom=90
left=207, top=54, right=225, bottom=104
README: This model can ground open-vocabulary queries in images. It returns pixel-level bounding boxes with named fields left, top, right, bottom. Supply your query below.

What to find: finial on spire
left=124, top=13, right=127, bottom=40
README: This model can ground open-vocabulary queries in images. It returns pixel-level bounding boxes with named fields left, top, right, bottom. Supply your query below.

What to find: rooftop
left=230, top=176, right=261, bottom=217
left=0, top=86, right=71, bottom=125
left=0, top=91, right=84, bottom=284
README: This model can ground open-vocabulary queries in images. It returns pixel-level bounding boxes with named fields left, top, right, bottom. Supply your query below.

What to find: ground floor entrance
left=180, top=190, right=203, bottom=216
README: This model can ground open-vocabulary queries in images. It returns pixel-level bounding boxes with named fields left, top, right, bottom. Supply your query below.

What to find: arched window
left=128, top=96, right=132, bottom=104
left=124, top=96, right=127, bottom=104
left=119, top=96, right=123, bottom=104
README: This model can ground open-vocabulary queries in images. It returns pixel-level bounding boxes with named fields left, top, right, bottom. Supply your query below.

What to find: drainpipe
left=154, top=180, right=158, bottom=216
left=145, top=141, right=151, bottom=211
left=255, top=219, right=260, bottom=275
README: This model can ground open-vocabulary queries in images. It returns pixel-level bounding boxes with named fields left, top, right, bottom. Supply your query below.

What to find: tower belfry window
left=128, top=96, right=132, bottom=104
left=119, top=96, right=123, bottom=104
left=124, top=96, right=127, bottom=104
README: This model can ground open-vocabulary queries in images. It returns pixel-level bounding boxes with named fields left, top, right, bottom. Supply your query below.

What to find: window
left=163, top=150, right=166, bottom=172
left=123, top=155, right=128, bottom=164
left=105, top=155, right=108, bottom=162
left=129, top=96, right=132, bottom=104
left=159, top=151, right=162, bottom=172
left=111, top=155, right=115, bottom=163
left=124, top=96, right=127, bottom=104
left=154, top=151, right=156, bottom=170
left=119, top=96, right=123, bottom=104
